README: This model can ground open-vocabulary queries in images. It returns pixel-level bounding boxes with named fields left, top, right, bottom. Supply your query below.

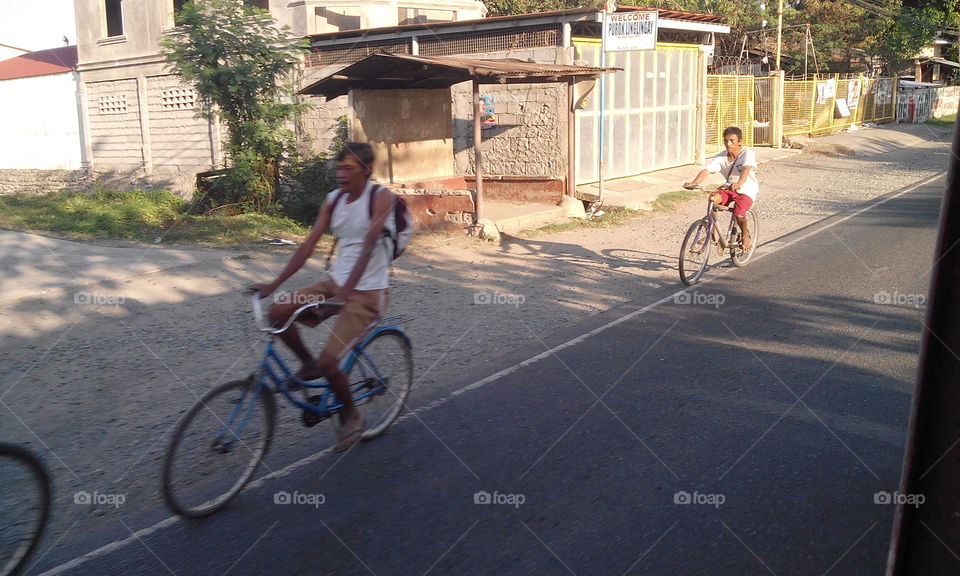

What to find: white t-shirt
left=706, top=148, right=760, bottom=200
left=326, top=181, right=393, bottom=291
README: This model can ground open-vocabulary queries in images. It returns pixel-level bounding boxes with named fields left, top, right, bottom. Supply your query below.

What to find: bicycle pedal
left=363, top=378, right=387, bottom=397
left=300, top=395, right=327, bottom=428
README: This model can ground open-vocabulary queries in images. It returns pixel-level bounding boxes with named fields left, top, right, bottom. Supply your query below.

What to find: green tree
left=485, top=0, right=579, bottom=16
left=161, top=0, right=308, bottom=212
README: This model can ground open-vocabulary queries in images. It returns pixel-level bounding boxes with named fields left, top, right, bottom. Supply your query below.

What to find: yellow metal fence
left=706, top=75, right=755, bottom=154
left=782, top=75, right=895, bottom=137
left=707, top=74, right=896, bottom=147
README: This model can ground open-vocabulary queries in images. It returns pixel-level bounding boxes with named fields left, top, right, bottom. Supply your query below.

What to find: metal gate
left=574, top=41, right=701, bottom=185
left=705, top=75, right=754, bottom=154
left=753, top=77, right=773, bottom=146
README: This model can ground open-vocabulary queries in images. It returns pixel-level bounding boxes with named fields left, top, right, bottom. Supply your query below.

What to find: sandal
left=334, top=416, right=364, bottom=452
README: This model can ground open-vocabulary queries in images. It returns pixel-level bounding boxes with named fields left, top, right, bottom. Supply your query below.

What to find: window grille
left=418, top=26, right=562, bottom=57
left=98, top=94, right=128, bottom=115
left=307, top=40, right=410, bottom=68
left=305, top=24, right=562, bottom=69
left=161, top=88, right=196, bottom=110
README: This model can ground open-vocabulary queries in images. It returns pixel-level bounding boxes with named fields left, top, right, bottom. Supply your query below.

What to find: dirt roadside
left=0, top=122, right=952, bottom=562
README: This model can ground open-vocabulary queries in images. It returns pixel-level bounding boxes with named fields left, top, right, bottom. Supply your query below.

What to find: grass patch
left=161, top=213, right=309, bottom=246
left=649, top=188, right=702, bottom=211
left=927, top=114, right=956, bottom=128
left=520, top=205, right=644, bottom=235
left=0, top=189, right=309, bottom=247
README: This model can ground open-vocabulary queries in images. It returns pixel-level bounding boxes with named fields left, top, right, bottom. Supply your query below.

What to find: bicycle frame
left=256, top=327, right=396, bottom=416
left=213, top=325, right=401, bottom=449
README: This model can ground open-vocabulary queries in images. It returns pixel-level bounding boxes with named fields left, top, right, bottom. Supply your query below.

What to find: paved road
left=28, top=176, right=941, bottom=574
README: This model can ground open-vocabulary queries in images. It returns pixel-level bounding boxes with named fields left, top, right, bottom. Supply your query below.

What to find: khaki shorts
left=294, top=278, right=387, bottom=359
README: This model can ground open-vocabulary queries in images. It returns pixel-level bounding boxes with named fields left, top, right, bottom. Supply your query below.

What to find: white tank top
left=327, top=181, right=391, bottom=290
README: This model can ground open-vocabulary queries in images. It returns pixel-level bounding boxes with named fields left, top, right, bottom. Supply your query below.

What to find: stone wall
left=452, top=47, right=571, bottom=180
left=453, top=82, right=566, bottom=180
left=0, top=169, right=93, bottom=195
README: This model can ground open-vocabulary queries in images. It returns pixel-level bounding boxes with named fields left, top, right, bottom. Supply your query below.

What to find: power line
left=843, top=0, right=959, bottom=33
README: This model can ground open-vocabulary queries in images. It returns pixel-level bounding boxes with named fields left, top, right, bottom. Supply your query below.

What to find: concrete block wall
left=298, top=95, right=351, bottom=158
left=452, top=47, right=571, bottom=181
left=452, top=82, right=566, bottom=179
left=83, top=74, right=221, bottom=196
left=146, top=75, right=217, bottom=171
left=85, top=79, right=145, bottom=169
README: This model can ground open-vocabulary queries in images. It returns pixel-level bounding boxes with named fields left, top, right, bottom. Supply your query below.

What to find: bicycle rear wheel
left=162, top=378, right=275, bottom=518
left=730, top=209, right=759, bottom=267
left=679, top=219, right=711, bottom=286
left=0, top=444, right=50, bottom=576
left=341, top=329, right=413, bottom=441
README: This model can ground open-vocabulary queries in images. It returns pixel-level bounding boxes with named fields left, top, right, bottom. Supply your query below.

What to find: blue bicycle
left=161, top=294, right=413, bottom=518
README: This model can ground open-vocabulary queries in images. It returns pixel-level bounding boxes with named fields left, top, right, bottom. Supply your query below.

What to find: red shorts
left=716, top=189, right=753, bottom=218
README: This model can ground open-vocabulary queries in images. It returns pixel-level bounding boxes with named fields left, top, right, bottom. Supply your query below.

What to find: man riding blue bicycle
left=684, top=126, right=759, bottom=252
left=249, top=142, right=396, bottom=452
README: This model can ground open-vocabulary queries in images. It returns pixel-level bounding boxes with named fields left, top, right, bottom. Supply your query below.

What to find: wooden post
left=567, top=79, right=576, bottom=197
left=771, top=70, right=784, bottom=148
left=775, top=0, right=783, bottom=71
left=473, top=79, right=483, bottom=222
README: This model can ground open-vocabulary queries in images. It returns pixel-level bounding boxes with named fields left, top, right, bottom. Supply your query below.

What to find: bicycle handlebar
left=683, top=183, right=732, bottom=192
left=250, top=292, right=343, bottom=335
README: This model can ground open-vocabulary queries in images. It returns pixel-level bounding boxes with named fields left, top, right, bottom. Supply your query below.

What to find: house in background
left=300, top=7, right=727, bottom=204
left=12, top=1, right=722, bottom=207
left=0, top=46, right=86, bottom=179
left=70, top=0, right=487, bottom=195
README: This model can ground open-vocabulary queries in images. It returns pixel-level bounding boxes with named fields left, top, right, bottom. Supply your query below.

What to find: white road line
left=38, top=173, right=944, bottom=575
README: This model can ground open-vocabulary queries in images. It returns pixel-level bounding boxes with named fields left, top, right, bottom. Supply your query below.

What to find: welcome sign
left=603, top=11, right=658, bottom=52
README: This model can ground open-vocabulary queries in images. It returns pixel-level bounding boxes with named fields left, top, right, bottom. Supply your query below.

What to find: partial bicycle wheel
left=679, top=219, right=711, bottom=286
left=0, top=444, right=51, bottom=576
left=342, top=329, right=413, bottom=441
left=730, top=209, right=759, bottom=267
left=162, top=378, right=275, bottom=518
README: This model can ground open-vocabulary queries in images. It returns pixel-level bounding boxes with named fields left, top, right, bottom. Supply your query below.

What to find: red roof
left=0, top=46, right=77, bottom=81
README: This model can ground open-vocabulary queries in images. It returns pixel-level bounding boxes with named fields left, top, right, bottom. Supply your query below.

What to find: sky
left=0, top=0, right=77, bottom=51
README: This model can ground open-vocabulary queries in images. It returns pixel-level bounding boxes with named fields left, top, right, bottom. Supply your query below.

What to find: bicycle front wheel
left=344, top=329, right=413, bottom=441
left=731, top=209, right=759, bottom=267
left=679, top=219, right=711, bottom=286
left=0, top=444, right=50, bottom=576
left=162, top=379, right=275, bottom=518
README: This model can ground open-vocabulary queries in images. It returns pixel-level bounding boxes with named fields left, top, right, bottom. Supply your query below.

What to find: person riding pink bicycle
left=684, top=126, right=759, bottom=252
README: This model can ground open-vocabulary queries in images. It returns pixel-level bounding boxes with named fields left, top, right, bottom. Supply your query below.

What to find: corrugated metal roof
left=300, top=53, right=620, bottom=98
left=0, top=46, right=77, bottom=81
left=617, top=5, right=723, bottom=24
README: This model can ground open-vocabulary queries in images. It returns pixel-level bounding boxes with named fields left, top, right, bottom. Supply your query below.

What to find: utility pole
left=776, top=0, right=784, bottom=70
